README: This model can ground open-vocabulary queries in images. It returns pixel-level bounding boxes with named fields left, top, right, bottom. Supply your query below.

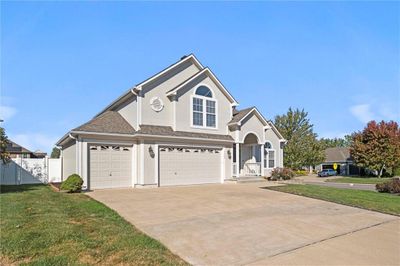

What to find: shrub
left=294, top=169, right=308, bottom=176
left=268, top=168, right=295, bottom=181
left=376, top=178, right=400, bottom=194
left=393, top=167, right=400, bottom=177
left=60, top=174, right=83, bottom=193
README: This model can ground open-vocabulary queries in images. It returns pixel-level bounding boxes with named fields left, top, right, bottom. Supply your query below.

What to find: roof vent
left=180, top=55, right=189, bottom=60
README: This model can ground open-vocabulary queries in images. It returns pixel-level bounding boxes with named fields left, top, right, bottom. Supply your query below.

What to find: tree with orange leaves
left=350, top=121, right=400, bottom=178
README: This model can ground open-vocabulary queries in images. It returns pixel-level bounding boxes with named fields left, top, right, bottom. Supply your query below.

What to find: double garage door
left=89, top=144, right=222, bottom=189
left=89, top=145, right=132, bottom=189
left=159, top=146, right=222, bottom=186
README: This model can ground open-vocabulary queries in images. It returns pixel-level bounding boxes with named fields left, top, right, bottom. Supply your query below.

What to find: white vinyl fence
left=0, top=157, right=62, bottom=185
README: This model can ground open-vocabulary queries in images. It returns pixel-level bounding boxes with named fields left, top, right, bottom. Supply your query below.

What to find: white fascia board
left=227, top=109, right=254, bottom=126
left=166, top=68, right=239, bottom=105
left=70, top=130, right=135, bottom=138
left=55, top=132, right=70, bottom=146
left=207, top=68, right=239, bottom=106
left=94, top=55, right=202, bottom=118
left=136, top=55, right=203, bottom=91
left=267, top=121, right=285, bottom=141
left=166, top=68, right=208, bottom=97
left=228, top=108, right=269, bottom=127
left=251, top=108, right=270, bottom=127
left=94, top=88, right=137, bottom=118
left=56, top=132, right=79, bottom=147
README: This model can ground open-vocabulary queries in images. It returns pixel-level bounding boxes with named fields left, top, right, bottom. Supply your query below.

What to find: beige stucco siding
left=116, top=95, right=138, bottom=129
left=238, top=114, right=265, bottom=144
left=175, top=74, right=232, bottom=135
left=142, top=142, right=157, bottom=185
left=224, top=147, right=233, bottom=179
left=141, top=61, right=201, bottom=127
left=62, top=141, right=76, bottom=180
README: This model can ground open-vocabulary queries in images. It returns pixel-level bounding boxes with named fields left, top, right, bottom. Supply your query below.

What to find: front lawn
left=267, top=184, right=400, bottom=216
left=327, top=177, right=392, bottom=184
left=0, top=185, right=186, bottom=265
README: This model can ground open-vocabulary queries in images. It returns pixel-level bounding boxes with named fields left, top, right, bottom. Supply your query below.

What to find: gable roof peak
left=95, top=54, right=205, bottom=117
left=165, top=66, right=239, bottom=105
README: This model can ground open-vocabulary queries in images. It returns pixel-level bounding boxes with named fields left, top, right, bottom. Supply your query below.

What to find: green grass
left=0, top=185, right=187, bottom=266
left=327, top=177, right=392, bottom=184
left=268, top=184, right=400, bottom=216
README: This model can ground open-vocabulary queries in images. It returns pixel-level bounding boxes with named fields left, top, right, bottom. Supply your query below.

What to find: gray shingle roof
left=73, top=111, right=136, bottom=134
left=7, top=140, right=33, bottom=153
left=138, top=125, right=234, bottom=141
left=228, top=107, right=254, bottom=124
left=71, top=112, right=232, bottom=141
left=324, top=147, right=351, bottom=162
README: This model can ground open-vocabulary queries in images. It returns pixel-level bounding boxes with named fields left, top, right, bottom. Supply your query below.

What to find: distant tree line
left=319, top=135, right=353, bottom=149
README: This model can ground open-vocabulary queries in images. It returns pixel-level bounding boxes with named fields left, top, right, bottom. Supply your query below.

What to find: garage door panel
left=89, top=145, right=132, bottom=189
left=159, top=147, right=221, bottom=186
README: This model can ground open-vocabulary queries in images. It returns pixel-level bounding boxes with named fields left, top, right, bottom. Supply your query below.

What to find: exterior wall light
left=148, top=146, right=155, bottom=158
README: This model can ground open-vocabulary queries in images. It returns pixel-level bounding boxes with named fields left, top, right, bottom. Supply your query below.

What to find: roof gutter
left=94, top=86, right=138, bottom=118
left=55, top=132, right=79, bottom=147
left=70, top=130, right=135, bottom=137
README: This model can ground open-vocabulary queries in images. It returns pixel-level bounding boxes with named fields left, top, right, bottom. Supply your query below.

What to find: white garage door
left=159, top=146, right=222, bottom=186
left=89, top=145, right=132, bottom=189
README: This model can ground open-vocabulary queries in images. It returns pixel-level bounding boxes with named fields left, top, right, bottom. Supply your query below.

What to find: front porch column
left=235, top=143, right=240, bottom=177
left=260, top=144, right=265, bottom=176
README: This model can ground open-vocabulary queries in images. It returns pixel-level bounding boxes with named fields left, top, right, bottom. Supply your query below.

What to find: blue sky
left=1, top=1, right=399, bottom=153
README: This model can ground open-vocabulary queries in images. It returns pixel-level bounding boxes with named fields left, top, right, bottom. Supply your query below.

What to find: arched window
left=264, top=142, right=272, bottom=149
left=192, top=85, right=217, bottom=128
left=264, top=141, right=275, bottom=169
left=195, top=86, right=213, bottom=97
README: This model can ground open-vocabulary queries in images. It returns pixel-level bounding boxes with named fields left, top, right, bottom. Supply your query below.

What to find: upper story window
left=192, top=85, right=217, bottom=128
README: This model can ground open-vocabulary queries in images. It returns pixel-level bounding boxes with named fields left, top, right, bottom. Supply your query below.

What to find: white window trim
left=264, top=141, right=276, bottom=169
left=190, top=85, right=218, bottom=130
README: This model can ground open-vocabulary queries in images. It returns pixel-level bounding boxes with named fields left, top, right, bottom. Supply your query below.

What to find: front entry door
left=240, top=145, right=261, bottom=176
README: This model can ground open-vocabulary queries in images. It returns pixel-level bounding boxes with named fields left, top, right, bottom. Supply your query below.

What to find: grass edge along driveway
left=267, top=184, right=400, bottom=216
left=326, top=177, right=393, bottom=184
left=0, top=184, right=187, bottom=266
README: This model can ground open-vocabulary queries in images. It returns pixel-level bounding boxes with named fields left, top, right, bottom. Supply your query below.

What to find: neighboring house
left=56, top=54, right=286, bottom=190
left=316, top=147, right=362, bottom=176
left=6, top=141, right=47, bottom=158
left=33, top=150, right=47, bottom=159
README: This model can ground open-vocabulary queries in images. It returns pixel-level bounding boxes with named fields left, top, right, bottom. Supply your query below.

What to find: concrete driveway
left=88, top=183, right=399, bottom=265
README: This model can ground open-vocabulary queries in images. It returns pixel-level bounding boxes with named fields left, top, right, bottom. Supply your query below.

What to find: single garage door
left=89, top=145, right=132, bottom=189
left=159, top=146, right=222, bottom=186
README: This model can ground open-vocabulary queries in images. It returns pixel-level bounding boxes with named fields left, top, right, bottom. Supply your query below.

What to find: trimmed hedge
left=376, top=178, right=400, bottom=194
left=60, top=174, right=83, bottom=193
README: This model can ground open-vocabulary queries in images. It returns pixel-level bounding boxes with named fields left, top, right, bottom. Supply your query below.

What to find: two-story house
left=56, top=54, right=286, bottom=190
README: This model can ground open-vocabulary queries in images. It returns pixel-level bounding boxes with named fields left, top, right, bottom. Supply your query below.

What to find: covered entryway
left=159, top=146, right=222, bottom=186
left=89, top=145, right=132, bottom=189
left=233, top=133, right=263, bottom=177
